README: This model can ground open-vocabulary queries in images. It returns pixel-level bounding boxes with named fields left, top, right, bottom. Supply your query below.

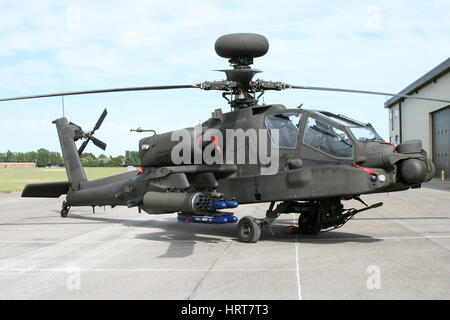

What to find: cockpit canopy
left=303, top=116, right=353, bottom=158
left=313, top=111, right=384, bottom=143
left=265, top=113, right=301, bottom=149
left=264, top=109, right=384, bottom=160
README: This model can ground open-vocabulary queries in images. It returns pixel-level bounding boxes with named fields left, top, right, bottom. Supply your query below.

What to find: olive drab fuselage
left=16, top=33, right=440, bottom=242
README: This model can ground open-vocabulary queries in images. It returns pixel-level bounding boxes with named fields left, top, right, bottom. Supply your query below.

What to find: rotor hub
left=213, top=33, right=270, bottom=108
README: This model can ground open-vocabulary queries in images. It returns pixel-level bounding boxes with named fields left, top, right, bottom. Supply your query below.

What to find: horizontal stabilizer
left=21, top=182, right=70, bottom=198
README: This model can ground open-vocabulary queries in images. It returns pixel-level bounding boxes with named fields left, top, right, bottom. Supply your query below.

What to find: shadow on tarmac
left=48, top=211, right=384, bottom=258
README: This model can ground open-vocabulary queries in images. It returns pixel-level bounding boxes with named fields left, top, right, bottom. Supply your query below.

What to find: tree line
left=0, top=149, right=140, bottom=167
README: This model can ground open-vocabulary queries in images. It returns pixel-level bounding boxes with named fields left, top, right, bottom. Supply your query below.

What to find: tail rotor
left=76, top=108, right=108, bottom=156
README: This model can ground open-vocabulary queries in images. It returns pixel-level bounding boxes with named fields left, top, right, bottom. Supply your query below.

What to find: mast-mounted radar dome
left=215, top=33, right=269, bottom=67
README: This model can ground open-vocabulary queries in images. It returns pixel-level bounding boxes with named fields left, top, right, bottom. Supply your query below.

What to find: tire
left=61, top=209, right=68, bottom=218
left=237, top=216, right=261, bottom=243
left=298, top=211, right=320, bottom=235
left=61, top=201, right=69, bottom=218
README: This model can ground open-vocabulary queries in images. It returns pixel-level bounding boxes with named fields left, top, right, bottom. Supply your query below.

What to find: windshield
left=265, top=113, right=301, bottom=149
left=349, top=127, right=384, bottom=142
left=303, top=117, right=353, bottom=158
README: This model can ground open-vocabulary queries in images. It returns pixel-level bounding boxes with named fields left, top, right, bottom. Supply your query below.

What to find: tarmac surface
left=0, top=184, right=449, bottom=300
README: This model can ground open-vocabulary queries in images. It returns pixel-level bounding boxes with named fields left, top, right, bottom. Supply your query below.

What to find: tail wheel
left=61, top=201, right=70, bottom=218
left=298, top=211, right=320, bottom=235
left=61, top=209, right=68, bottom=218
left=237, top=216, right=261, bottom=243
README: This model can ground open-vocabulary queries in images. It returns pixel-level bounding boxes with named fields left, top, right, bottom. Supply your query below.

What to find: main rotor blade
left=93, top=108, right=108, bottom=132
left=288, top=85, right=450, bottom=104
left=0, top=84, right=198, bottom=102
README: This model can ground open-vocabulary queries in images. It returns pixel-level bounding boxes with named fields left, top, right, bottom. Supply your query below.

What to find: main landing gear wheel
left=237, top=216, right=261, bottom=243
left=61, top=201, right=71, bottom=218
left=298, top=211, right=320, bottom=235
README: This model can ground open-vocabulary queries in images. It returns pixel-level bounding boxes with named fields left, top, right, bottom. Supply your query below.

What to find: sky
left=0, top=0, right=449, bottom=156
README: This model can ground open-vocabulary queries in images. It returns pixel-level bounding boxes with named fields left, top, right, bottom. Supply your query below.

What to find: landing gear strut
left=61, top=201, right=71, bottom=218
left=237, top=201, right=287, bottom=243
left=236, top=199, right=383, bottom=243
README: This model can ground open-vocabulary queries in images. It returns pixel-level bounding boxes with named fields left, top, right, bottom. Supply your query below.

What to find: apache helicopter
left=1, top=33, right=447, bottom=243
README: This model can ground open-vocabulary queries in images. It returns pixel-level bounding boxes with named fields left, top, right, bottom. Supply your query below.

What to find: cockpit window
left=303, top=117, right=353, bottom=158
left=349, top=127, right=384, bottom=142
left=265, top=113, right=301, bottom=149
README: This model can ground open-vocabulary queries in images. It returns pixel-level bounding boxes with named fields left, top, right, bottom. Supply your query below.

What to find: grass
left=0, top=167, right=128, bottom=193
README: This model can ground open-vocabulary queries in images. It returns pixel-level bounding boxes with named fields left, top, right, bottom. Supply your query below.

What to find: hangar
left=385, top=58, right=450, bottom=178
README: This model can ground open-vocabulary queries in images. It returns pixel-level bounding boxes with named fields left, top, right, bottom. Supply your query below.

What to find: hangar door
left=432, top=106, right=450, bottom=177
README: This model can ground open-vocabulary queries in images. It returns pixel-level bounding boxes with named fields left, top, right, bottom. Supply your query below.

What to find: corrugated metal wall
left=432, top=106, right=450, bottom=177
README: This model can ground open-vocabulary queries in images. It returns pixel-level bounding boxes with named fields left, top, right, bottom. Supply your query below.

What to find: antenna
left=130, top=127, right=156, bottom=135
left=60, top=67, right=65, bottom=117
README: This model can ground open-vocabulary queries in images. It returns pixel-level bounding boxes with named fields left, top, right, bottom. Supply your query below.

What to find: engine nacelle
left=139, top=128, right=200, bottom=167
